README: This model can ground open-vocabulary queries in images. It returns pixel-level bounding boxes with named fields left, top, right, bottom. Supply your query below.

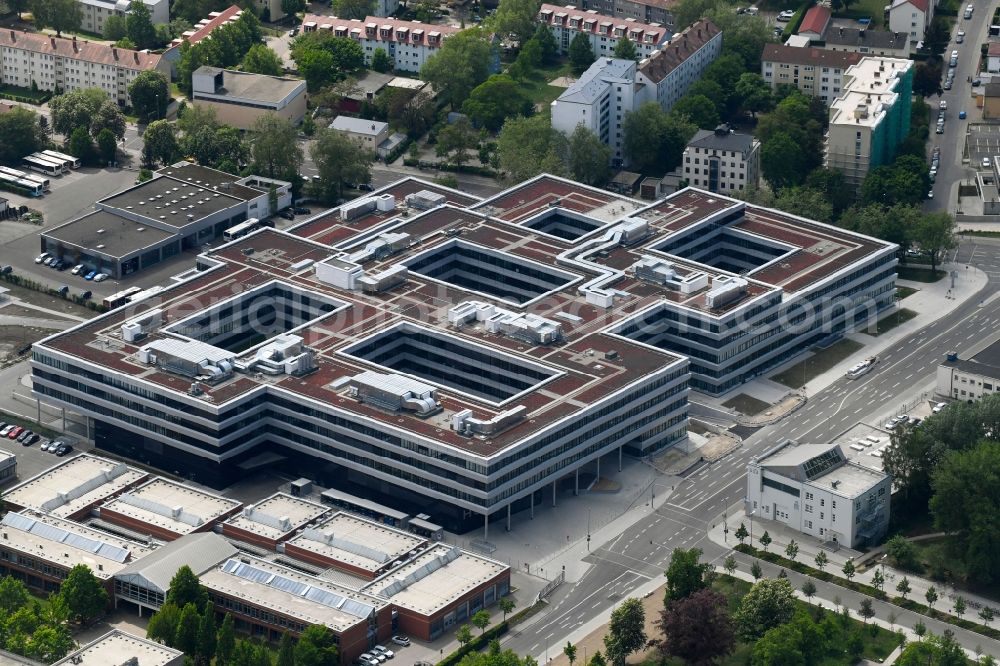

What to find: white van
left=964, top=4, right=973, bottom=18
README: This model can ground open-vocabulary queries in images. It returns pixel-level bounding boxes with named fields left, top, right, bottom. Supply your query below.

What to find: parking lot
left=0, top=417, right=91, bottom=489
left=966, top=123, right=1000, bottom=167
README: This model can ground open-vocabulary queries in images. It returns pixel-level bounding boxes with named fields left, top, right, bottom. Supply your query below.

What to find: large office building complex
left=747, top=441, right=890, bottom=548
left=32, top=174, right=896, bottom=531
left=0, top=30, right=169, bottom=106
left=825, top=56, right=913, bottom=188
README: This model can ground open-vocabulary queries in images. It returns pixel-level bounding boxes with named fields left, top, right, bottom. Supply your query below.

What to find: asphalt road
left=504, top=237, right=1000, bottom=659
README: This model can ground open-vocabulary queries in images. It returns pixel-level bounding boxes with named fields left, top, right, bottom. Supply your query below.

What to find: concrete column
left=484, top=513, right=488, bottom=541
left=530, top=491, right=534, bottom=519
left=619, top=446, right=623, bottom=472
left=506, top=503, right=511, bottom=532
left=596, top=456, right=601, bottom=479
left=552, top=480, right=556, bottom=507
left=36, top=398, right=40, bottom=423
left=61, top=407, right=66, bottom=432
left=574, top=468, right=579, bottom=496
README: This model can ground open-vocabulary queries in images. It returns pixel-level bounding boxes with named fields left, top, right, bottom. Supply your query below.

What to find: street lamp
left=749, top=508, right=757, bottom=545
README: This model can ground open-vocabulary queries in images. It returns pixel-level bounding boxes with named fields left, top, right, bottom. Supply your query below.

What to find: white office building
left=551, top=58, right=637, bottom=163
left=746, top=441, right=891, bottom=548
left=936, top=344, right=1000, bottom=401
left=78, top=0, right=168, bottom=37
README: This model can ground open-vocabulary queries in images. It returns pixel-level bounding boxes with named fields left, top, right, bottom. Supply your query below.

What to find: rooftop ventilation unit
left=705, top=276, right=748, bottom=309
left=405, top=190, right=447, bottom=210
left=121, top=308, right=163, bottom=342
left=447, top=301, right=563, bottom=345
left=348, top=371, right=441, bottom=417
left=452, top=406, right=528, bottom=437
left=632, top=256, right=708, bottom=294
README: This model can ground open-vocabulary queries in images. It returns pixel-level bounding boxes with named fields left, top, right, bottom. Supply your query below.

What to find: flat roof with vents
left=362, top=543, right=508, bottom=616
left=223, top=492, right=330, bottom=541
left=41, top=210, right=176, bottom=259
left=285, top=512, right=426, bottom=574
left=54, top=629, right=184, bottom=666
left=99, top=175, right=246, bottom=228
left=100, top=478, right=242, bottom=537
left=0, top=511, right=153, bottom=579
left=4, top=453, right=149, bottom=519
left=200, top=556, right=387, bottom=632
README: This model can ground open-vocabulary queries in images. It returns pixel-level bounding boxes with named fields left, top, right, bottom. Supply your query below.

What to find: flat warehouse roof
left=101, top=478, right=242, bottom=534
left=363, top=544, right=508, bottom=616
left=157, top=162, right=270, bottom=201
left=195, top=67, right=306, bottom=105
left=4, top=454, right=148, bottom=518
left=99, top=175, right=245, bottom=227
left=286, top=512, right=426, bottom=573
left=43, top=210, right=176, bottom=259
left=224, top=492, right=329, bottom=540
left=54, top=630, right=183, bottom=666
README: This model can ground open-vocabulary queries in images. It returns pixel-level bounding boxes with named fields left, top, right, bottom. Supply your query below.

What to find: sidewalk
left=708, top=505, right=1000, bottom=628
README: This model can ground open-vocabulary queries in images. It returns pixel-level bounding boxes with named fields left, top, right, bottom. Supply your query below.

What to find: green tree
left=735, top=73, right=772, bottom=118
left=491, top=0, right=541, bottom=44
left=174, top=603, right=201, bottom=656
left=27, top=625, right=75, bottom=663
left=250, top=113, right=303, bottom=180
left=496, top=114, right=569, bottom=182
left=568, top=32, right=595, bottom=75
left=533, top=24, right=559, bottom=64
left=750, top=561, right=763, bottom=580
left=90, top=100, right=127, bottom=141
left=291, top=32, right=365, bottom=90
left=762, top=132, right=810, bottom=190
left=671, top=94, right=719, bottom=130
left=242, top=44, right=284, bottom=76
left=499, top=597, right=516, bottom=621
left=568, top=124, right=612, bottom=186
left=842, top=559, right=856, bottom=581
left=295, top=624, right=339, bottom=666
left=588, top=651, right=607, bottom=666
left=734, top=578, right=796, bottom=642
left=198, top=603, right=217, bottom=663
left=926, top=586, right=939, bottom=609
left=147, top=602, right=182, bottom=646
left=913, top=60, right=943, bottom=97
left=30, top=0, right=82, bottom=36
left=421, top=28, right=495, bottom=108
left=622, top=102, right=696, bottom=174
left=50, top=88, right=108, bottom=137
left=0, top=578, right=30, bottom=616
left=277, top=633, right=295, bottom=666
left=872, top=568, right=885, bottom=592
left=104, top=14, right=127, bottom=41
left=805, top=167, right=853, bottom=218
left=814, top=550, right=828, bottom=571
left=655, top=588, right=734, bottom=666
left=471, top=609, right=491, bottom=634
left=58, top=564, right=108, bottom=624
left=915, top=212, right=957, bottom=274
left=930, top=441, right=1000, bottom=582
left=925, top=16, right=950, bottom=57
left=735, top=523, right=748, bottom=545
left=859, top=598, right=875, bottom=624
left=456, top=624, right=473, bottom=647
left=0, top=106, right=46, bottom=165
left=723, top=555, right=737, bottom=575
left=437, top=116, right=480, bottom=166
left=687, top=79, right=725, bottom=107
left=603, top=598, right=646, bottom=666
left=563, top=642, right=577, bottom=666
left=371, top=47, right=393, bottom=73
left=896, top=576, right=911, bottom=599
left=953, top=596, right=967, bottom=619
left=801, top=579, right=816, bottom=601
left=861, top=164, right=925, bottom=207
left=125, top=0, right=159, bottom=49
left=310, top=127, right=373, bottom=202
left=128, top=70, right=170, bottom=123
left=463, top=74, right=533, bottom=132
left=333, top=0, right=375, bottom=19
left=613, top=36, right=637, bottom=60
left=166, top=565, right=209, bottom=611
left=758, top=531, right=772, bottom=553
left=282, top=0, right=307, bottom=15
left=664, top=547, right=711, bottom=603
left=96, top=128, right=118, bottom=164
left=784, top=540, right=799, bottom=561
left=217, top=614, right=236, bottom=666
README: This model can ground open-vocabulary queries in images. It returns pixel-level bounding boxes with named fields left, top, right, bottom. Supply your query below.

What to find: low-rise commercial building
left=682, top=125, right=761, bottom=193
left=221, top=492, right=330, bottom=550
left=191, top=67, right=307, bottom=130
left=301, top=15, right=462, bottom=73
left=825, top=56, right=913, bottom=188
left=78, top=0, right=168, bottom=37
left=0, top=30, right=169, bottom=106
left=936, top=343, right=1000, bottom=400
left=331, top=116, right=390, bottom=153
left=54, top=630, right=183, bottom=666
left=746, top=441, right=891, bottom=548
left=537, top=4, right=670, bottom=60
left=760, top=44, right=863, bottom=105
left=0, top=451, right=15, bottom=487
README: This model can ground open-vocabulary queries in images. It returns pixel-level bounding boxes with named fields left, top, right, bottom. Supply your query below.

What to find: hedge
left=0, top=272, right=107, bottom=312
left=436, top=622, right=510, bottom=666
left=734, top=544, right=887, bottom=600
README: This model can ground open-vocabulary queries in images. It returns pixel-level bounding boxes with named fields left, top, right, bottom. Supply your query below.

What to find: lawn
left=897, top=265, right=946, bottom=282
left=866, top=308, right=918, bottom=336
left=834, top=0, right=886, bottom=29
left=896, top=286, right=918, bottom=300
left=721, top=393, right=772, bottom=416
left=0, top=84, right=52, bottom=104
left=639, top=575, right=902, bottom=666
left=520, top=60, right=573, bottom=106
left=770, top=338, right=865, bottom=388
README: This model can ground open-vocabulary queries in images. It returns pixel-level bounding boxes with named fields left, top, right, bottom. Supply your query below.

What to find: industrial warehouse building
left=31, top=175, right=896, bottom=532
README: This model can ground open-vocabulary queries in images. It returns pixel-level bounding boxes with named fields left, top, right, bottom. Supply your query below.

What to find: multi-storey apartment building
left=760, top=44, right=863, bottom=105
left=579, top=0, right=673, bottom=28
left=682, top=125, right=761, bottom=193
left=0, top=30, right=169, bottom=106
left=747, top=441, right=891, bottom=548
left=825, top=56, right=913, bottom=188
left=887, top=0, right=931, bottom=42
left=634, top=19, right=722, bottom=113
left=819, top=25, right=910, bottom=59
left=551, top=58, right=637, bottom=163
left=536, top=4, right=669, bottom=59
left=78, top=0, right=169, bottom=36
left=301, top=14, right=461, bottom=73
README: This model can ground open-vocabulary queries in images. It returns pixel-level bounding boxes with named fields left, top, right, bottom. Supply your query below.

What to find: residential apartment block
left=936, top=343, right=1000, bottom=401
left=825, top=56, right=913, bottom=188
left=0, top=30, right=169, bottom=106
left=682, top=125, right=761, bottom=193
left=550, top=19, right=721, bottom=161
left=301, top=14, right=461, bottom=73
left=536, top=4, right=670, bottom=60
left=819, top=26, right=910, bottom=59
left=760, top=44, right=863, bottom=105
left=578, top=0, right=673, bottom=28
left=78, top=0, right=168, bottom=37
left=164, top=5, right=245, bottom=75
left=747, top=441, right=891, bottom=548
left=888, top=0, right=931, bottom=42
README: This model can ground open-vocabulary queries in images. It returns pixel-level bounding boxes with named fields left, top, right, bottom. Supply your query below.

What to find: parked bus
left=222, top=218, right=261, bottom=242
left=0, top=173, right=43, bottom=197
left=102, top=286, right=142, bottom=309
left=319, top=488, right=410, bottom=528
left=23, top=155, right=64, bottom=176
left=0, top=167, right=50, bottom=191
left=41, top=150, right=81, bottom=170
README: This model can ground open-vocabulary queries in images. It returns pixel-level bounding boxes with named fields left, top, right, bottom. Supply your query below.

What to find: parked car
left=57, top=285, right=69, bottom=296
left=973, top=78, right=982, bottom=87
left=54, top=443, right=73, bottom=457
left=0, top=425, right=15, bottom=437
left=359, top=183, right=375, bottom=192
left=41, top=439, right=58, bottom=452
left=16, top=430, right=32, bottom=443
left=939, top=100, right=947, bottom=110
left=293, top=207, right=311, bottom=215
left=80, top=290, right=92, bottom=300
left=960, top=110, right=968, bottom=119
left=84, top=270, right=96, bottom=280
left=93, top=273, right=109, bottom=282
left=927, top=189, right=934, bottom=199
left=983, top=157, right=992, bottom=168
left=932, top=402, right=947, bottom=413
left=43, top=256, right=56, bottom=266
left=372, top=646, right=394, bottom=659
left=278, top=209, right=295, bottom=220
left=776, top=9, right=795, bottom=21
left=391, top=636, right=410, bottom=647
left=0, top=265, right=11, bottom=275
left=7, top=426, right=23, bottom=439
left=957, top=29, right=965, bottom=42
left=943, top=79, right=953, bottom=90
left=35, top=252, right=51, bottom=264
left=56, top=260, right=69, bottom=271
left=71, top=264, right=85, bottom=275
left=23, top=434, right=38, bottom=446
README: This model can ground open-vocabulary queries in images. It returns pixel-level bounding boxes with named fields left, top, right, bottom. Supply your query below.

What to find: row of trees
left=146, top=565, right=340, bottom=666
left=177, top=11, right=264, bottom=95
